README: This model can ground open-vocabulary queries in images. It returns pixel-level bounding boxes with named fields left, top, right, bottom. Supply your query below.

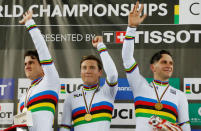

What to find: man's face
left=81, top=60, right=102, bottom=86
left=151, top=54, right=173, bottom=81
left=24, top=56, right=43, bottom=80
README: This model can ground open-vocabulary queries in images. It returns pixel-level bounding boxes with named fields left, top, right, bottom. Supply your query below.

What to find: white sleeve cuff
left=126, top=27, right=136, bottom=37
left=97, top=42, right=107, bottom=50
left=25, top=19, right=35, bottom=28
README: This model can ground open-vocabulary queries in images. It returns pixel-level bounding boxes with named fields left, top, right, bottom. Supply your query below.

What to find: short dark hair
left=80, top=55, right=103, bottom=70
left=24, top=50, right=40, bottom=63
left=150, top=50, right=172, bottom=64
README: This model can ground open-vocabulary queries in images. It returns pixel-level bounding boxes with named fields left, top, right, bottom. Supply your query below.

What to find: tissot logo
left=0, top=78, right=14, bottom=100
left=18, top=78, right=30, bottom=100
left=184, top=78, right=201, bottom=100
left=102, top=31, right=126, bottom=44
left=0, top=103, right=14, bottom=124
left=103, top=29, right=201, bottom=44
left=0, top=112, right=12, bottom=118
left=103, top=31, right=115, bottom=43
left=0, top=85, right=7, bottom=96
left=116, top=31, right=126, bottom=43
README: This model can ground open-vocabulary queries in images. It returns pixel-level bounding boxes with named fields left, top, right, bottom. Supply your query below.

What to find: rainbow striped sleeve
left=98, top=47, right=107, bottom=54
left=134, top=96, right=178, bottom=123
left=40, top=58, right=53, bottom=65
left=27, top=24, right=38, bottom=31
left=72, top=101, right=113, bottom=127
left=20, top=90, right=58, bottom=115
left=125, top=62, right=138, bottom=73
left=106, top=79, right=118, bottom=87
left=125, top=35, right=135, bottom=40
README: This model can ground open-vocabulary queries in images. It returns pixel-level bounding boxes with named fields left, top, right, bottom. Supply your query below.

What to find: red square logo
left=115, top=31, right=126, bottom=43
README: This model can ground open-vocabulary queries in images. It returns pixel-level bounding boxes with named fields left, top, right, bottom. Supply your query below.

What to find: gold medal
left=84, top=113, right=92, bottom=121
left=155, top=103, right=163, bottom=110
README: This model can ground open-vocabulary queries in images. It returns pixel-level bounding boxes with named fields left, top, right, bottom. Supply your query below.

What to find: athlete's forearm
left=97, top=42, right=118, bottom=84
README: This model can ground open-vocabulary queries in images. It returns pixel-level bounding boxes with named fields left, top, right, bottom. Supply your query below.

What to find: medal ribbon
left=82, top=84, right=99, bottom=114
left=152, top=81, right=169, bottom=105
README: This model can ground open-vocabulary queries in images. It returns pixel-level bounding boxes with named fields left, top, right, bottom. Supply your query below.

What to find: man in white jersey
left=60, top=36, right=118, bottom=131
left=17, top=10, right=60, bottom=131
left=122, top=1, right=191, bottom=131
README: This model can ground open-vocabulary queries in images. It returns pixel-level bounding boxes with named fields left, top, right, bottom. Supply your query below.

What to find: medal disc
left=155, top=103, right=163, bottom=110
left=84, top=113, right=92, bottom=121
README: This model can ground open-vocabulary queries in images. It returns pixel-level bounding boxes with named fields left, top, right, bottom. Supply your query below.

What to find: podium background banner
left=0, top=0, right=201, bottom=130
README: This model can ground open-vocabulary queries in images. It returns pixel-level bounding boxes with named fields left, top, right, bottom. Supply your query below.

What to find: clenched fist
left=92, top=36, right=103, bottom=48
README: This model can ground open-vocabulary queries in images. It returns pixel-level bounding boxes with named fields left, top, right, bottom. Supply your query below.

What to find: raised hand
left=128, top=1, right=147, bottom=27
left=92, top=36, right=103, bottom=48
left=19, top=10, right=33, bottom=24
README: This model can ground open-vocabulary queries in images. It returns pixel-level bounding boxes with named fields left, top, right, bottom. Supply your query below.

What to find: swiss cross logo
left=115, top=31, right=126, bottom=43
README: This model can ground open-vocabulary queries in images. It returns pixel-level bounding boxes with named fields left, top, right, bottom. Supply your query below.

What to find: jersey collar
left=153, top=80, right=169, bottom=87
left=31, top=77, right=43, bottom=86
left=83, top=83, right=98, bottom=91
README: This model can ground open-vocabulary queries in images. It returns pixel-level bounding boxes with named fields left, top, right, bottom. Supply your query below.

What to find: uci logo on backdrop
left=59, top=78, right=83, bottom=100
left=57, top=103, right=136, bottom=126
left=184, top=78, right=201, bottom=100
left=178, top=0, right=201, bottom=24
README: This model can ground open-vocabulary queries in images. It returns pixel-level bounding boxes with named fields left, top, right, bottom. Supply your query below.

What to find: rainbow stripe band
left=72, top=101, right=113, bottom=127
left=106, top=79, right=118, bottom=87
left=83, top=83, right=98, bottom=91
left=60, top=124, right=71, bottom=129
left=74, top=117, right=111, bottom=127
left=61, top=84, right=66, bottom=94
left=98, top=48, right=107, bottom=54
left=153, top=80, right=169, bottom=86
left=40, top=59, right=53, bottom=65
left=27, top=24, right=37, bottom=31
left=186, top=84, right=191, bottom=94
left=125, top=35, right=135, bottom=40
left=31, top=77, right=42, bottom=85
left=20, top=90, right=58, bottom=115
left=125, top=62, right=138, bottom=73
left=134, top=96, right=178, bottom=123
